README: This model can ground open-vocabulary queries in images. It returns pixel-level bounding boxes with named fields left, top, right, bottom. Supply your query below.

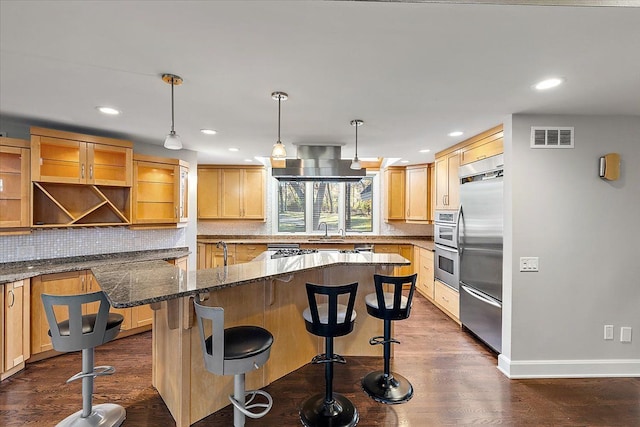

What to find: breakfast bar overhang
left=92, top=251, right=409, bottom=427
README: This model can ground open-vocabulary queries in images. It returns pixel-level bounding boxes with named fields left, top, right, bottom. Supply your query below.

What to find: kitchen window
left=275, top=176, right=376, bottom=234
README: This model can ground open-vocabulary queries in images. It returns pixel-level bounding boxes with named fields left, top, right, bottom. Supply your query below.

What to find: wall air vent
left=530, top=126, right=574, bottom=148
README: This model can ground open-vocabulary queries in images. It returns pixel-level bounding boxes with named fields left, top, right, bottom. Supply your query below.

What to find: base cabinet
left=434, top=280, right=460, bottom=323
left=1, top=280, right=31, bottom=380
left=30, top=270, right=97, bottom=355
left=415, top=247, right=435, bottom=300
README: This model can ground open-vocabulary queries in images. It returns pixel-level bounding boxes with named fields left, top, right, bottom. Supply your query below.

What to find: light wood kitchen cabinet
left=374, top=244, right=413, bottom=277
left=434, top=150, right=460, bottom=210
left=197, top=168, right=220, bottom=219
left=30, top=128, right=133, bottom=228
left=434, top=280, right=460, bottom=323
left=397, top=244, right=414, bottom=276
left=383, top=167, right=405, bottom=221
left=221, top=167, right=265, bottom=219
left=30, top=127, right=132, bottom=186
left=132, top=154, right=189, bottom=226
left=460, top=128, right=504, bottom=165
left=235, top=244, right=268, bottom=263
left=197, top=243, right=237, bottom=269
left=414, top=247, right=434, bottom=300
left=1, top=280, right=30, bottom=380
left=0, top=137, right=30, bottom=231
left=197, top=166, right=266, bottom=220
left=30, top=270, right=99, bottom=355
left=405, top=164, right=431, bottom=222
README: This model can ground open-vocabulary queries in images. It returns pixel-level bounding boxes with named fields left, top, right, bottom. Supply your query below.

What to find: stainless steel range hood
left=271, top=145, right=366, bottom=182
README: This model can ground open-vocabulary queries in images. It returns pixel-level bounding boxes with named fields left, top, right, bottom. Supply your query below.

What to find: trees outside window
left=277, top=177, right=373, bottom=234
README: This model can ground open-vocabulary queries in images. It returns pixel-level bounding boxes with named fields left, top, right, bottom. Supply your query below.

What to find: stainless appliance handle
left=434, top=243, right=458, bottom=254
left=461, top=285, right=501, bottom=308
left=457, top=205, right=464, bottom=256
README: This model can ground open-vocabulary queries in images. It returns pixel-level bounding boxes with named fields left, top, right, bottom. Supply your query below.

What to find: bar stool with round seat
left=361, top=273, right=417, bottom=404
left=193, top=300, right=274, bottom=427
left=41, top=291, right=126, bottom=427
left=300, top=281, right=359, bottom=427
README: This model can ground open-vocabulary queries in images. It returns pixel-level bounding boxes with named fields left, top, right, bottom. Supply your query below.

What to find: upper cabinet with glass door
left=30, top=127, right=132, bottom=186
left=0, top=137, right=30, bottom=231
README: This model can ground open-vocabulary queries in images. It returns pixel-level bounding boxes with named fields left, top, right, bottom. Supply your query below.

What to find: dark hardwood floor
left=1, top=295, right=638, bottom=426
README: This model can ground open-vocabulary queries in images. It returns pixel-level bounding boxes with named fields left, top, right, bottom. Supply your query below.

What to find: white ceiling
left=1, top=1, right=639, bottom=165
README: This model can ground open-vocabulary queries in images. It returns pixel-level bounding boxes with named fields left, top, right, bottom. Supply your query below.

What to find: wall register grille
left=530, top=127, right=574, bottom=148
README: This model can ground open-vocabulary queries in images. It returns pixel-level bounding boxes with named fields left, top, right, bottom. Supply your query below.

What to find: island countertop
left=92, top=251, right=409, bottom=308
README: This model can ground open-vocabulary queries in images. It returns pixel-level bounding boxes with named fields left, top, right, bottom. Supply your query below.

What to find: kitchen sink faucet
left=216, top=241, right=228, bottom=266
left=318, top=222, right=328, bottom=238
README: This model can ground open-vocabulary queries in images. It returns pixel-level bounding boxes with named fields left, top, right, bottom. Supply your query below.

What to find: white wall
left=500, top=114, right=640, bottom=378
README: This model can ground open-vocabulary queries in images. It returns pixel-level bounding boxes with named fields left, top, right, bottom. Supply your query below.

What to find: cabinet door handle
left=8, top=289, right=15, bottom=308
left=81, top=276, right=85, bottom=292
left=89, top=165, right=93, bottom=179
left=81, top=164, right=85, bottom=179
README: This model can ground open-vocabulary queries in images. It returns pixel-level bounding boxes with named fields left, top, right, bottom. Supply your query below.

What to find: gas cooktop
left=271, top=249, right=319, bottom=259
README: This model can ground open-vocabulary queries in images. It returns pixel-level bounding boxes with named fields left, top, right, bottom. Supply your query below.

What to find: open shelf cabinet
left=32, top=182, right=131, bottom=227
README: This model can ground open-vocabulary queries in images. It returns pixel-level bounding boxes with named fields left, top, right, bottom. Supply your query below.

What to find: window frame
left=272, top=172, right=379, bottom=236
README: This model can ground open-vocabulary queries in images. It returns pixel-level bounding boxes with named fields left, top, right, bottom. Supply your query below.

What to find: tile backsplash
left=1, top=227, right=186, bottom=263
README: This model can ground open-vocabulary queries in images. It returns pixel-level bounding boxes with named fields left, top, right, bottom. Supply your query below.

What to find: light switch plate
left=519, top=257, right=539, bottom=272
left=621, top=327, right=632, bottom=343
left=604, top=325, right=614, bottom=340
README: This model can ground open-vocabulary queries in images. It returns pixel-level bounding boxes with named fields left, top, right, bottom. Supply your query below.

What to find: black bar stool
left=361, top=273, right=417, bottom=404
left=193, top=300, right=274, bottom=427
left=300, top=282, right=359, bottom=427
left=41, top=291, right=126, bottom=427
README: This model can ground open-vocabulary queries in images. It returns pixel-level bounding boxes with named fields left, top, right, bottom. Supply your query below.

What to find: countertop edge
left=0, top=247, right=190, bottom=285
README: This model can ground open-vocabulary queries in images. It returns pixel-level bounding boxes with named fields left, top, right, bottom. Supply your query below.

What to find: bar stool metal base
left=361, top=371, right=413, bottom=404
left=56, top=403, right=126, bottom=427
left=300, top=393, right=359, bottom=427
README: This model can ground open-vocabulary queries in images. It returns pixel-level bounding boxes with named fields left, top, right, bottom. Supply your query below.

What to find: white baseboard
left=497, top=354, right=640, bottom=378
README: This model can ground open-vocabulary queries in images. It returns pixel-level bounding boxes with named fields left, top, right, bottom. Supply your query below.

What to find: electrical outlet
left=604, top=325, right=614, bottom=340
left=519, top=257, right=539, bottom=272
left=620, top=327, right=632, bottom=343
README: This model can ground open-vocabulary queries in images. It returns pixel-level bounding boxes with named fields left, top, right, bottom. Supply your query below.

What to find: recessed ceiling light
left=419, top=149, right=431, bottom=153
left=400, top=160, right=409, bottom=164
left=534, top=77, right=564, bottom=90
left=96, top=106, right=120, bottom=115
left=228, top=148, right=239, bottom=152
left=244, top=159, right=253, bottom=162
left=448, top=131, right=463, bottom=137
left=200, top=129, right=217, bottom=135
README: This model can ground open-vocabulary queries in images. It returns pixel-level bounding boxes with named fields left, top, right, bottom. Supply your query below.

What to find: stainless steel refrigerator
left=458, top=154, right=504, bottom=353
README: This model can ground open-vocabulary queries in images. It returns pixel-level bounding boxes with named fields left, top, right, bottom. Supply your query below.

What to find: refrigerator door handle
left=461, top=285, right=501, bottom=308
left=457, top=205, right=464, bottom=255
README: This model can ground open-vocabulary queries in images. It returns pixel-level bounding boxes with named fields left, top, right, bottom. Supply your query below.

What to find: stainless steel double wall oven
left=434, top=210, right=460, bottom=291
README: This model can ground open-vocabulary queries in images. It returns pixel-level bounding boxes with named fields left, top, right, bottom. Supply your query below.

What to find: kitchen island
left=92, top=251, right=409, bottom=427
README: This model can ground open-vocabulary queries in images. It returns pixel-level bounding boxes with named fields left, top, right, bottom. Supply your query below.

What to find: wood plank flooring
left=1, top=295, right=638, bottom=426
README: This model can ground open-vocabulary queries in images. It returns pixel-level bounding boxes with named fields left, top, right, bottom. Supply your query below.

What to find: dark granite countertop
left=0, top=247, right=190, bottom=285
left=92, top=251, right=409, bottom=308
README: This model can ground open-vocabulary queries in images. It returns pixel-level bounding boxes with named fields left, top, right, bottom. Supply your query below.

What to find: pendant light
left=271, top=91, right=288, bottom=158
left=162, top=74, right=183, bottom=150
left=350, top=119, right=364, bottom=170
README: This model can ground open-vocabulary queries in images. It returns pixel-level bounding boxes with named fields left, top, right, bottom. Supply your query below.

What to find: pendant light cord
left=355, top=122, right=358, bottom=157
left=277, top=95, right=281, bottom=143
left=170, top=78, right=175, bottom=133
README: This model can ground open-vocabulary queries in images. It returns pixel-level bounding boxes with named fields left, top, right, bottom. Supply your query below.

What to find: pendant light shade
left=162, top=74, right=183, bottom=150
left=271, top=91, right=288, bottom=158
left=350, top=119, right=364, bottom=170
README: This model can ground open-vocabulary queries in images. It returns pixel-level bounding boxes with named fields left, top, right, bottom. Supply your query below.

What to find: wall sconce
left=599, top=153, right=620, bottom=181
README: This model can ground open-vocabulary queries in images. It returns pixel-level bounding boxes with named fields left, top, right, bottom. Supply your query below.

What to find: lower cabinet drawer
left=434, top=280, right=459, bottom=319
